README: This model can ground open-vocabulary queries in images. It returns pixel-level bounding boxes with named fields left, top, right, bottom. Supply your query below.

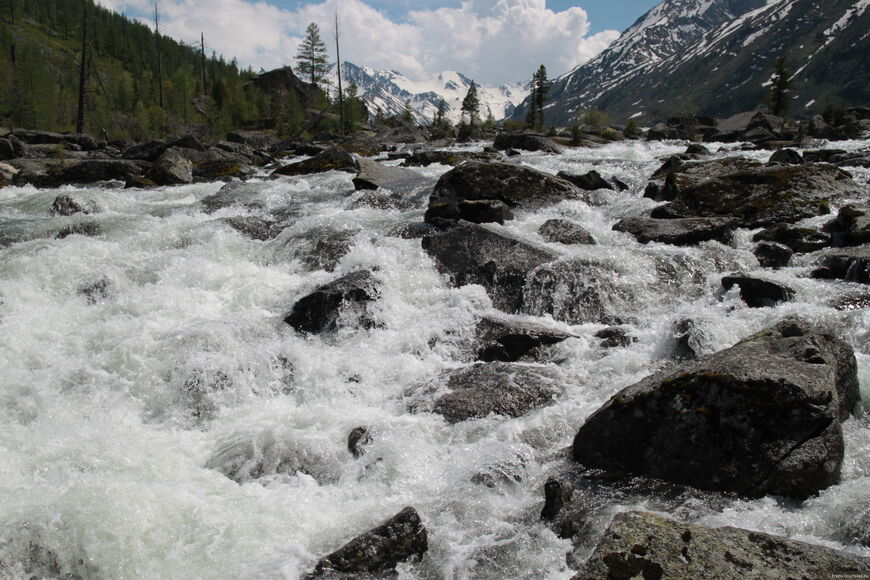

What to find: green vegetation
left=766, top=57, right=793, bottom=117
left=525, top=64, right=549, bottom=131
left=0, top=0, right=336, bottom=141
left=295, top=22, right=328, bottom=89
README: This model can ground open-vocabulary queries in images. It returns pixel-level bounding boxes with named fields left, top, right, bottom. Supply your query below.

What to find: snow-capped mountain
left=329, top=63, right=529, bottom=125
left=514, top=0, right=870, bottom=124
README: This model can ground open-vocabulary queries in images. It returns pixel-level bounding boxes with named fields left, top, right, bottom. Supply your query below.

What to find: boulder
left=283, top=270, right=379, bottom=334
left=648, top=158, right=858, bottom=228
left=123, top=135, right=204, bottom=162
left=684, top=144, right=711, bottom=156
left=803, top=149, right=847, bottom=163
left=0, top=161, right=18, bottom=186
left=280, top=226, right=360, bottom=272
left=595, top=327, right=634, bottom=349
left=271, top=146, right=358, bottom=177
left=147, top=148, right=194, bottom=185
left=313, top=507, right=427, bottom=575
left=430, top=362, right=561, bottom=423
left=572, top=320, right=860, bottom=498
left=613, top=217, right=738, bottom=246
left=829, top=150, right=870, bottom=168
left=825, top=205, right=870, bottom=247
left=226, top=130, right=279, bottom=151
left=347, top=427, right=372, bottom=459
left=0, top=138, right=16, bottom=160
left=422, top=222, right=558, bottom=313
left=721, top=274, right=795, bottom=307
left=812, top=246, right=870, bottom=284
left=753, top=241, right=792, bottom=269
left=538, top=219, right=595, bottom=245
left=556, top=170, right=612, bottom=191
left=752, top=223, right=830, bottom=253
left=11, top=129, right=97, bottom=151
left=50, top=195, right=95, bottom=216
left=768, top=148, right=804, bottom=165
left=56, top=221, right=102, bottom=239
left=574, top=511, right=870, bottom=580
left=400, top=150, right=500, bottom=167
left=352, top=158, right=429, bottom=194
left=475, top=313, right=575, bottom=362
left=424, top=160, right=580, bottom=226
left=220, top=217, right=283, bottom=241
left=58, top=159, right=142, bottom=184
left=492, top=132, right=561, bottom=153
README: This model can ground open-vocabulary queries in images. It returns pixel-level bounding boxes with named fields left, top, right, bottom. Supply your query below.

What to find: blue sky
left=97, top=0, right=662, bottom=85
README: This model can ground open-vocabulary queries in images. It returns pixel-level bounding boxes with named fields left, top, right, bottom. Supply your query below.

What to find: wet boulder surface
left=573, top=320, right=860, bottom=499
left=613, top=216, right=738, bottom=246
left=574, top=511, right=870, bottom=580
left=272, top=146, right=359, bottom=177
left=284, top=270, right=380, bottom=334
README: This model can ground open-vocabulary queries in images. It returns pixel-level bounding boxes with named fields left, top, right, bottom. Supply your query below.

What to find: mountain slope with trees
left=513, top=0, right=870, bottom=125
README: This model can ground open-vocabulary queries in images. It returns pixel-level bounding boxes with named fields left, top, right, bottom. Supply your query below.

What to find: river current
left=1, top=139, right=868, bottom=579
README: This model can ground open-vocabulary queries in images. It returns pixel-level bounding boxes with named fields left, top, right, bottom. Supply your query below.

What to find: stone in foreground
left=284, top=271, right=379, bottom=334
left=613, top=216, right=738, bottom=246
left=572, top=320, right=860, bottom=499
left=574, top=511, right=870, bottom=580
left=313, top=507, right=427, bottom=575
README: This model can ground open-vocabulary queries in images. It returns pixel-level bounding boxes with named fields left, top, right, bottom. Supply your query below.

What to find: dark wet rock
left=11, top=159, right=65, bottom=188
left=431, top=362, right=561, bottom=423
left=595, top=327, right=633, bottom=349
left=200, top=181, right=260, bottom=213
left=493, top=132, right=561, bottom=154
left=650, top=156, right=687, bottom=180
left=193, top=154, right=254, bottom=182
left=312, top=507, right=427, bottom=576
left=613, top=217, right=738, bottom=246
left=0, top=528, right=90, bottom=580
left=77, top=278, right=111, bottom=304
left=284, top=270, right=379, bottom=334
left=670, top=318, right=705, bottom=361
left=574, top=511, right=870, bottom=580
left=59, top=159, right=142, bottom=184
left=0, top=161, right=19, bottom=187
left=215, top=140, right=258, bottom=161
left=51, top=195, right=94, bottom=216
left=538, top=219, right=595, bottom=245
left=829, top=150, right=870, bottom=168
left=523, top=258, right=629, bottom=325
left=11, top=129, right=97, bottom=151
left=768, top=148, right=804, bottom=165
left=753, top=241, right=792, bottom=269
left=400, top=150, right=500, bottom=167
left=422, top=222, right=558, bottom=314
left=205, top=431, right=338, bottom=484
left=425, top=160, right=580, bottom=226
left=177, top=368, right=233, bottom=421
left=556, top=170, right=612, bottom=191
left=541, top=477, right=574, bottom=521
left=282, top=226, right=360, bottom=272
left=825, top=205, right=870, bottom=247
left=347, top=427, right=372, bottom=458
left=386, top=221, right=435, bottom=239
left=56, top=221, right=102, bottom=239
left=721, top=274, right=795, bottom=308
left=0, top=138, right=16, bottom=160
left=226, top=130, right=279, bottom=151
left=573, top=319, right=860, bottom=499
left=271, top=140, right=325, bottom=158
left=122, top=135, right=204, bottom=162
left=812, top=246, right=870, bottom=284
left=803, top=149, right=847, bottom=164
left=272, top=146, right=358, bottom=177
left=220, top=216, right=283, bottom=241
left=752, top=223, right=830, bottom=253
left=647, top=158, right=858, bottom=228
left=831, top=293, right=870, bottom=312
left=147, top=148, right=193, bottom=185
left=504, top=148, right=521, bottom=157
left=475, top=313, right=575, bottom=362
left=351, top=158, right=430, bottom=202
left=684, top=144, right=710, bottom=156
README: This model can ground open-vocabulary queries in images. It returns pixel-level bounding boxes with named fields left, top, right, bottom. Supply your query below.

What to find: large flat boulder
left=58, top=159, right=143, bottom=184
left=493, top=132, right=561, bottom=153
left=352, top=158, right=430, bottom=197
left=647, top=158, right=860, bottom=228
left=401, top=149, right=501, bottom=167
left=812, top=246, right=870, bottom=284
left=614, top=216, right=738, bottom=246
left=422, top=222, right=558, bottom=313
left=572, top=320, right=860, bottom=499
left=574, top=511, right=870, bottom=580
left=424, top=160, right=581, bottom=226
left=271, top=146, right=358, bottom=177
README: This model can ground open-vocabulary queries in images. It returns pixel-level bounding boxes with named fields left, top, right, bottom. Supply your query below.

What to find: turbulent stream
left=1, top=139, right=869, bottom=579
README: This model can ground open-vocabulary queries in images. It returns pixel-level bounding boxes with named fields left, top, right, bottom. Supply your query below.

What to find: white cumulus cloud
left=95, top=0, right=619, bottom=85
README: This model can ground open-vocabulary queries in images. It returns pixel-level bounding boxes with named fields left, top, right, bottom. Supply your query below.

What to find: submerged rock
left=220, top=216, right=283, bottom=241
left=492, top=132, right=561, bottom=154
left=279, top=226, right=360, bottom=272
left=613, top=216, right=738, bottom=246
left=347, top=427, right=372, bottom=458
left=475, top=313, right=575, bottom=362
left=753, top=241, right=792, bottom=269
left=284, top=270, right=380, bottom=334
left=556, top=170, right=613, bottom=191
left=572, top=320, right=860, bottom=499
left=424, top=161, right=580, bottom=226
left=825, top=205, right=870, bottom=247
left=313, top=507, right=428, bottom=575
left=431, top=362, right=561, bottom=423
left=812, top=246, right=870, bottom=284
left=575, top=511, right=870, bottom=580
left=538, top=219, right=596, bottom=245
left=51, top=195, right=95, bottom=216
left=752, top=223, right=830, bottom=253
left=272, top=146, right=358, bottom=177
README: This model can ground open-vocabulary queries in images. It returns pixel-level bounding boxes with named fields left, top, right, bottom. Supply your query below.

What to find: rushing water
left=1, top=139, right=868, bottom=579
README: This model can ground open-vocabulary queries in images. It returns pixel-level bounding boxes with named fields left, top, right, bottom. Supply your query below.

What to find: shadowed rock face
left=283, top=270, right=379, bottom=334
left=614, top=216, right=738, bottom=246
left=271, top=146, right=358, bottom=177
left=812, top=246, right=870, bottom=284
left=573, top=320, right=860, bottom=499
left=574, top=511, right=870, bottom=580
left=313, top=507, right=428, bottom=575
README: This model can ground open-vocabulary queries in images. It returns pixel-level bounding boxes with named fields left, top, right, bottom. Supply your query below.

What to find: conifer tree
left=766, top=57, right=792, bottom=117
left=295, top=22, right=328, bottom=87
left=461, top=81, right=480, bottom=127
left=526, top=64, right=549, bottom=131
left=433, top=98, right=448, bottom=128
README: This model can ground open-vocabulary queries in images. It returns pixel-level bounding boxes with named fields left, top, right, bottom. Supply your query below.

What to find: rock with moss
left=493, top=132, right=561, bottom=153
left=425, top=160, right=581, bottom=226
left=647, top=157, right=860, bottom=228
left=272, top=146, right=358, bottom=177
left=400, top=149, right=500, bottom=167
left=572, top=319, right=860, bottom=499
left=574, top=511, right=870, bottom=580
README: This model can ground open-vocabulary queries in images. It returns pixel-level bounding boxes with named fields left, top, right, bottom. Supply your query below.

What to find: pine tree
left=526, top=65, right=549, bottom=131
left=295, top=22, right=328, bottom=87
left=433, top=98, right=447, bottom=128
left=402, top=100, right=414, bottom=129
left=461, top=81, right=480, bottom=128
left=766, top=57, right=792, bottom=117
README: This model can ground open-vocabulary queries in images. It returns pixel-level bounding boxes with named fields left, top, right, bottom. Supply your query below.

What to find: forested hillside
left=0, top=0, right=323, bottom=140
